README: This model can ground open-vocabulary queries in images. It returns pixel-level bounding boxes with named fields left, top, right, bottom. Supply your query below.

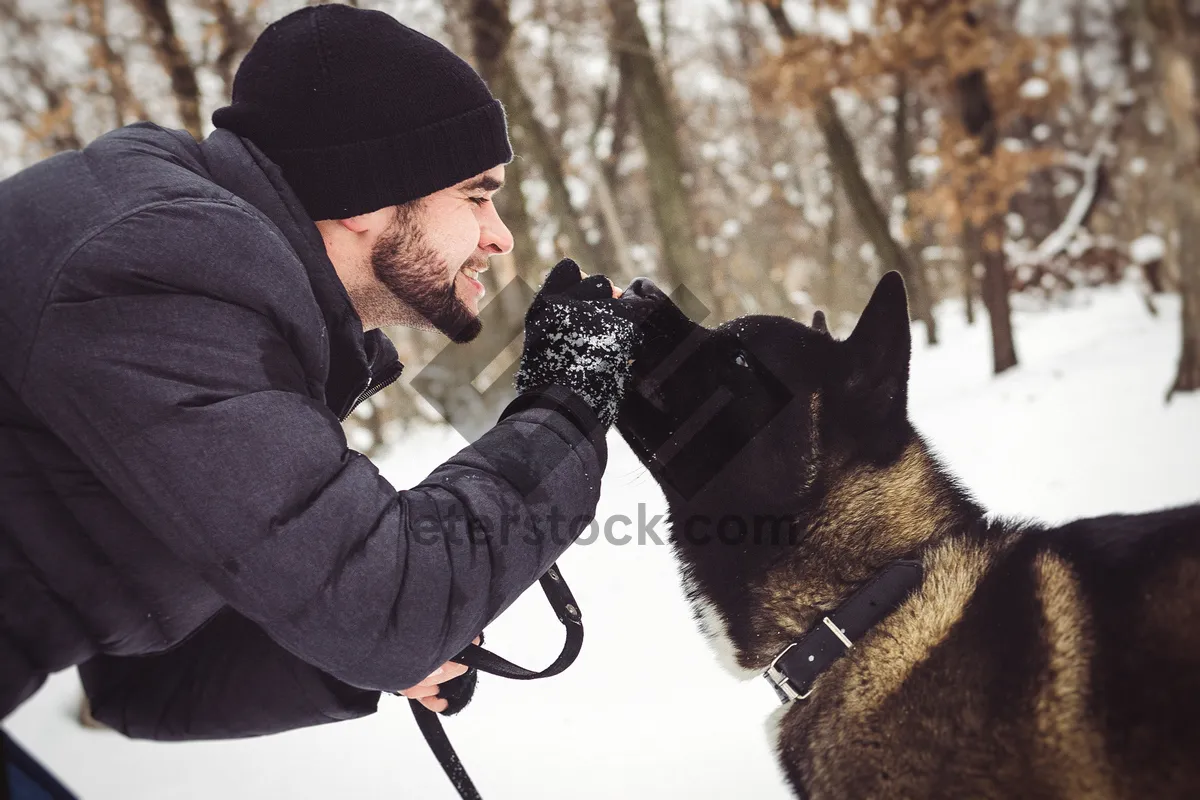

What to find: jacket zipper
left=338, top=365, right=404, bottom=423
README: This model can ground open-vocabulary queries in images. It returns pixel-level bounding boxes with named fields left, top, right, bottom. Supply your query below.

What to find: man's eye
left=469, top=196, right=490, bottom=206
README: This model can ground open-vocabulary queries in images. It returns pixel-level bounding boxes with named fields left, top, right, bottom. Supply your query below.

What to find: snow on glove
left=514, top=258, right=644, bottom=428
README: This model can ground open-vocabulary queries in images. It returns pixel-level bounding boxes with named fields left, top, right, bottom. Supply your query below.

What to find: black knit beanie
left=212, top=4, right=512, bottom=221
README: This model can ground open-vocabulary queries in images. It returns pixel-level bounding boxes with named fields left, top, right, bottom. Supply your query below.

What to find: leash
left=409, top=563, right=583, bottom=799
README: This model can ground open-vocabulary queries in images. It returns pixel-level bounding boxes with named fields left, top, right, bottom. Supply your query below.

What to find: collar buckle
left=761, top=561, right=926, bottom=706
left=763, top=642, right=813, bottom=702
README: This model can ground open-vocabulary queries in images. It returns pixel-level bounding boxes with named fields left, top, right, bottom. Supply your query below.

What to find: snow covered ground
left=7, top=280, right=1200, bottom=799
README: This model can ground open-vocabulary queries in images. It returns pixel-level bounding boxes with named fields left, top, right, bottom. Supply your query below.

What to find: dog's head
left=618, top=271, right=914, bottom=523
left=617, top=272, right=944, bottom=669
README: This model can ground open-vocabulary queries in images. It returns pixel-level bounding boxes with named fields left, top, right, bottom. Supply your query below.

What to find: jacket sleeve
left=20, top=200, right=608, bottom=697
left=78, top=609, right=380, bottom=740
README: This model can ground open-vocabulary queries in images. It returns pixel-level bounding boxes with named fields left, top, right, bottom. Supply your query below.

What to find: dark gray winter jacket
left=0, top=123, right=606, bottom=738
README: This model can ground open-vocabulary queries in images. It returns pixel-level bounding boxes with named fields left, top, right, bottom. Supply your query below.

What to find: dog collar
left=764, top=560, right=924, bottom=703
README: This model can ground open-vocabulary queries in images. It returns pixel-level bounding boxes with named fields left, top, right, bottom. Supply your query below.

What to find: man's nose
left=480, top=206, right=514, bottom=255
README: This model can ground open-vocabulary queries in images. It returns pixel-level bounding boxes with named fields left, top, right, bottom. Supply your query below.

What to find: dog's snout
left=626, top=277, right=666, bottom=300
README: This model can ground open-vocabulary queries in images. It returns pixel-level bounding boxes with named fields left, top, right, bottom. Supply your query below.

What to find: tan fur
left=768, top=533, right=1012, bottom=798
left=837, top=535, right=1001, bottom=716
left=1031, top=552, right=1117, bottom=799
left=822, top=442, right=962, bottom=558
left=749, top=439, right=970, bottom=668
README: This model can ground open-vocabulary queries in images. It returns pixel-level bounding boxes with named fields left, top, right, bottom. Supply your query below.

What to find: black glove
left=514, top=259, right=644, bottom=428
left=437, top=631, right=484, bottom=717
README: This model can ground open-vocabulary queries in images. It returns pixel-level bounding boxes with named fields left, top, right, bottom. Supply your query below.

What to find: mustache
left=461, top=253, right=490, bottom=273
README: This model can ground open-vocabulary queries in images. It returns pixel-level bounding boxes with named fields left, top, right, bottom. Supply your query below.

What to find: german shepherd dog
left=616, top=272, right=1200, bottom=798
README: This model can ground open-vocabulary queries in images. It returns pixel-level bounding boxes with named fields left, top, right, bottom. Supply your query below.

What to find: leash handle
left=413, top=562, right=583, bottom=800
left=450, top=565, right=582, bottom=680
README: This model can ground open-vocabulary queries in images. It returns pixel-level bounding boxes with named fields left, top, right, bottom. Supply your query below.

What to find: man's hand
left=398, top=636, right=481, bottom=713
left=513, top=258, right=645, bottom=429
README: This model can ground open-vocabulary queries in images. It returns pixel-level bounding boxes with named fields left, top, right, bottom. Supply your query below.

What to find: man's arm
left=78, top=609, right=380, bottom=740
left=21, top=201, right=607, bottom=700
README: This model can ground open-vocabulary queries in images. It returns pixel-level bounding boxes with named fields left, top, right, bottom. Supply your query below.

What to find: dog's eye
left=733, top=351, right=750, bottom=368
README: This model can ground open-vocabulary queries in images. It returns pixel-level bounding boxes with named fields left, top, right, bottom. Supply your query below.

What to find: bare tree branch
left=75, top=0, right=147, bottom=127
left=131, top=0, right=203, bottom=138
left=198, top=0, right=257, bottom=99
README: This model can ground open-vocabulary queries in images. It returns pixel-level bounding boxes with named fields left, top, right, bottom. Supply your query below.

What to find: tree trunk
left=766, top=5, right=923, bottom=328
left=609, top=0, right=709, bottom=309
left=201, top=0, right=256, bottom=100
left=78, top=0, right=145, bottom=127
left=585, top=73, right=638, bottom=282
left=658, top=0, right=672, bottom=64
left=956, top=66, right=1018, bottom=374
left=1145, top=3, right=1200, bottom=397
left=1170, top=204, right=1200, bottom=397
left=825, top=173, right=840, bottom=312
left=601, top=73, right=631, bottom=191
left=892, top=72, right=938, bottom=345
left=979, top=219, right=1018, bottom=372
left=586, top=152, right=638, bottom=282
left=469, top=0, right=600, bottom=269
left=1168, top=89, right=1200, bottom=395
left=132, top=0, right=202, bottom=139
left=816, top=95, right=922, bottom=313
left=961, top=223, right=978, bottom=326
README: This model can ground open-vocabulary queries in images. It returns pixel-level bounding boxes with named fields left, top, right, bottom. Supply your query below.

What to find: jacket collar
left=195, top=128, right=401, bottom=418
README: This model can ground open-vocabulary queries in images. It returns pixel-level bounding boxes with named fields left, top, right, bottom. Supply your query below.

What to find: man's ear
left=842, top=271, right=911, bottom=423
left=339, top=214, right=374, bottom=233
left=336, top=206, right=397, bottom=234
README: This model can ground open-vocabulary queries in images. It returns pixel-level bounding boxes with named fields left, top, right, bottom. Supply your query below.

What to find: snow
left=1130, top=233, right=1166, bottom=264
left=1019, top=77, right=1051, bottom=100
left=1018, top=129, right=1109, bottom=265
left=7, top=281, right=1200, bottom=799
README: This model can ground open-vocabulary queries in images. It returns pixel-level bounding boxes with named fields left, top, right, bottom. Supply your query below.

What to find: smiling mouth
left=461, top=264, right=488, bottom=282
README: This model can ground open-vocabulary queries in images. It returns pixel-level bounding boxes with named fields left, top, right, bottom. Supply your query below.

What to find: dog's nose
left=625, top=277, right=666, bottom=300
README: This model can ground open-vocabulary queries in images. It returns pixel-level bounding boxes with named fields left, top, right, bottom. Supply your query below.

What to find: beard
left=350, top=202, right=484, bottom=343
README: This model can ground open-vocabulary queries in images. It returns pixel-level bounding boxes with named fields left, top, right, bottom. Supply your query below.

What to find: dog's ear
left=842, top=272, right=911, bottom=425
left=811, top=310, right=828, bottom=334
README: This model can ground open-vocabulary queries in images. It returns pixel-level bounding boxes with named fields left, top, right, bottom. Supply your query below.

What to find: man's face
left=319, top=165, right=513, bottom=341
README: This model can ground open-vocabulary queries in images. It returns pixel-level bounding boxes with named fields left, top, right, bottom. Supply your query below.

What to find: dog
left=616, top=272, right=1200, bottom=799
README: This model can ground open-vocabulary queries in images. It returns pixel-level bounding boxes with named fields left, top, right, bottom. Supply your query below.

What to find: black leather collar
left=764, top=560, right=924, bottom=703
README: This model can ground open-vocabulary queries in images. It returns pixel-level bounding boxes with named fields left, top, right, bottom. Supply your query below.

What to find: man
left=0, top=2, right=640, bottom=746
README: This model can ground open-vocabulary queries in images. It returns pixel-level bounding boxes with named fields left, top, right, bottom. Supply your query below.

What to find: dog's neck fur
left=674, top=430, right=988, bottom=678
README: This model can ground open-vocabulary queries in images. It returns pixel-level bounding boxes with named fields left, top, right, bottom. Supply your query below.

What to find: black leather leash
left=409, top=563, right=583, bottom=799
